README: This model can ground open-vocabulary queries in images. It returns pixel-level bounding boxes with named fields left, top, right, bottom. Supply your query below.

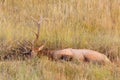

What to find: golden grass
left=0, top=0, right=120, bottom=80
left=0, top=58, right=119, bottom=80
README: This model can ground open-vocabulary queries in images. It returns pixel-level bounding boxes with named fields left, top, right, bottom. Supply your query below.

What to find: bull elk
left=23, top=17, right=111, bottom=64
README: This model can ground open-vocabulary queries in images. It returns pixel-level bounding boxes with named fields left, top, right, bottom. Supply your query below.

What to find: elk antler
left=31, top=16, right=47, bottom=49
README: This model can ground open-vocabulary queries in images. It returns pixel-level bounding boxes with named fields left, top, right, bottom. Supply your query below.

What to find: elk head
left=30, top=44, right=45, bottom=58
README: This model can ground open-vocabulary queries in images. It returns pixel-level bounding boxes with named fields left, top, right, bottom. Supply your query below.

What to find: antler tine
left=31, top=16, right=38, bottom=23
left=38, top=16, right=43, bottom=24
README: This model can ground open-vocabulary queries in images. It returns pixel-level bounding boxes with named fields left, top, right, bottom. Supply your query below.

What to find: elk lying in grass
left=22, top=17, right=111, bottom=64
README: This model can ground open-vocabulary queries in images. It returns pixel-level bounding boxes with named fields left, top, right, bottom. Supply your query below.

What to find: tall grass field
left=0, top=0, right=120, bottom=80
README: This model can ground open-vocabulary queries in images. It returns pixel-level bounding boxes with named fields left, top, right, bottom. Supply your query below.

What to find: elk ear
left=38, top=44, right=45, bottom=51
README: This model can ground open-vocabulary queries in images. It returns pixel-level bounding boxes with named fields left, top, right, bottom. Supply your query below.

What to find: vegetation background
left=0, top=0, right=120, bottom=80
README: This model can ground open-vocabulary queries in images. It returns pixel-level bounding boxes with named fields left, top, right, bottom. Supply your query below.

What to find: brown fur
left=71, top=49, right=111, bottom=64
left=38, top=48, right=111, bottom=64
left=26, top=44, right=111, bottom=64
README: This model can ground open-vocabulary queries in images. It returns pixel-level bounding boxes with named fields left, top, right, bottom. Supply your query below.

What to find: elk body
left=49, top=48, right=111, bottom=64
left=30, top=48, right=111, bottom=64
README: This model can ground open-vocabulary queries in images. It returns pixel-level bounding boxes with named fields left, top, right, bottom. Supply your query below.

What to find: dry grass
left=0, top=58, right=120, bottom=80
left=0, top=0, right=120, bottom=80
